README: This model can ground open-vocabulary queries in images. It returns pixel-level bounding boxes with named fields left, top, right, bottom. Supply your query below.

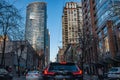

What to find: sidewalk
left=83, top=74, right=108, bottom=80
left=83, top=74, right=99, bottom=80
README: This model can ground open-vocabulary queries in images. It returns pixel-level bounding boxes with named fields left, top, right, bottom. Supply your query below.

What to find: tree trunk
left=1, top=35, right=6, bottom=67
left=18, top=58, right=20, bottom=77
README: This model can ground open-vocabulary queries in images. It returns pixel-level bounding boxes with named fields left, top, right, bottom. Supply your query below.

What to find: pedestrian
left=98, top=68, right=103, bottom=80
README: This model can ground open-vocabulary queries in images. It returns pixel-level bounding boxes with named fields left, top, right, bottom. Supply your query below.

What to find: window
left=103, top=27, right=107, bottom=35
left=104, top=36, right=110, bottom=52
left=98, top=32, right=102, bottom=39
left=48, top=63, right=79, bottom=72
left=99, top=41, right=103, bottom=53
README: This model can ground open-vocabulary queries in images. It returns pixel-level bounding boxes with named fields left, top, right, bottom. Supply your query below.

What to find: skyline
left=9, top=0, right=80, bottom=62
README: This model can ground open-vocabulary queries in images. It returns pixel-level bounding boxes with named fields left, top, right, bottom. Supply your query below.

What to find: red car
left=42, top=62, right=83, bottom=80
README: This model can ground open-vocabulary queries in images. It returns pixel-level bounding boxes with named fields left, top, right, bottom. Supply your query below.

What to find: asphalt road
left=13, top=75, right=109, bottom=80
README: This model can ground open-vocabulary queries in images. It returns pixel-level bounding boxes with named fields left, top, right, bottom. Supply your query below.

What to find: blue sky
left=10, top=0, right=80, bottom=62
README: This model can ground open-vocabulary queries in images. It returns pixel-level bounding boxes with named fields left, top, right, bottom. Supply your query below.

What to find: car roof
left=109, top=67, right=120, bottom=71
left=49, top=62, right=76, bottom=65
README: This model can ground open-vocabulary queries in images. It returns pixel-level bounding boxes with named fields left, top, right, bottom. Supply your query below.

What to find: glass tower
left=96, top=0, right=120, bottom=58
left=25, top=2, right=47, bottom=55
left=96, top=0, right=120, bottom=28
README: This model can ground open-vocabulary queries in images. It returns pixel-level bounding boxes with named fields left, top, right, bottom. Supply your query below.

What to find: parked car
left=0, top=68, right=13, bottom=80
left=26, top=70, right=41, bottom=80
left=107, top=67, right=120, bottom=80
left=42, top=62, right=83, bottom=80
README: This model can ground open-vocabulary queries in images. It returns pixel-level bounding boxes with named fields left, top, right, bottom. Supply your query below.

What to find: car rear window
left=48, top=63, right=79, bottom=72
left=109, top=68, right=118, bottom=72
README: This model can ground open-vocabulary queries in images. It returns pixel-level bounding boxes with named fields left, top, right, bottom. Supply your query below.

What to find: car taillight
left=44, top=69, right=55, bottom=75
left=73, top=70, right=82, bottom=75
left=60, top=62, right=66, bottom=64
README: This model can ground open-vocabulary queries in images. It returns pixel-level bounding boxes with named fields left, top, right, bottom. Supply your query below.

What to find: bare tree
left=0, top=1, right=23, bottom=66
left=78, top=26, right=99, bottom=76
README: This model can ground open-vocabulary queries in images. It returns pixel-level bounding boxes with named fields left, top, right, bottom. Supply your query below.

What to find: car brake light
left=44, top=69, right=55, bottom=75
left=73, top=70, right=82, bottom=75
left=60, top=62, right=66, bottom=64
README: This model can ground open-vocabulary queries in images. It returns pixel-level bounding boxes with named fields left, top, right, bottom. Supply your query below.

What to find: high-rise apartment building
left=62, top=2, right=83, bottom=50
left=82, top=0, right=97, bottom=57
left=25, top=2, right=47, bottom=56
left=82, top=0, right=98, bottom=74
left=82, top=0, right=96, bottom=34
left=82, top=0, right=120, bottom=73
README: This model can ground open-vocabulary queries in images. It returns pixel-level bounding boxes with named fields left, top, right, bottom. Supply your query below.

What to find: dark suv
left=42, top=62, right=83, bottom=80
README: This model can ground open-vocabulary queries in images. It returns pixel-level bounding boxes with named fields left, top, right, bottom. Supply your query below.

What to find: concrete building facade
left=62, top=2, right=83, bottom=50
left=0, top=41, right=39, bottom=75
left=57, top=48, right=64, bottom=62
left=81, top=0, right=98, bottom=74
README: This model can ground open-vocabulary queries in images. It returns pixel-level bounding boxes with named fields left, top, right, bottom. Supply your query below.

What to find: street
left=13, top=76, right=26, bottom=80
left=12, top=74, right=109, bottom=80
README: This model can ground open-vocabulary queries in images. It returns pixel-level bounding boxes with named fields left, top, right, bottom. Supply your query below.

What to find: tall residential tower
left=62, top=2, right=83, bottom=50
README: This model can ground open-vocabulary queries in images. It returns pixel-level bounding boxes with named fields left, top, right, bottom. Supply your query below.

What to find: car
left=107, top=67, right=120, bottom=80
left=0, top=68, right=13, bottom=80
left=42, top=62, right=83, bottom=80
left=26, top=70, right=41, bottom=80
